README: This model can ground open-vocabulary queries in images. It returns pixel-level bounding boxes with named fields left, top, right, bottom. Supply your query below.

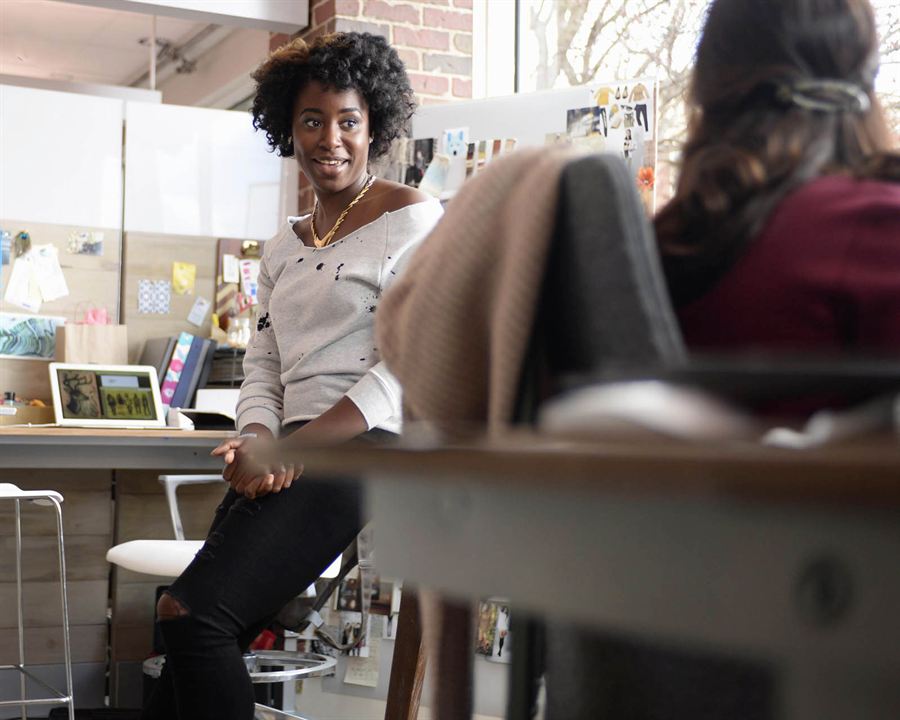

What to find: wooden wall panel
left=0, top=468, right=113, bottom=673
left=0, top=579, right=107, bottom=628
left=121, top=232, right=218, bottom=363
left=0, top=624, right=107, bottom=664
left=0, top=534, right=110, bottom=582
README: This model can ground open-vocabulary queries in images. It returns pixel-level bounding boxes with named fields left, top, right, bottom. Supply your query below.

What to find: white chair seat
left=106, top=539, right=205, bottom=576
left=0, top=482, right=63, bottom=504
left=106, top=539, right=342, bottom=581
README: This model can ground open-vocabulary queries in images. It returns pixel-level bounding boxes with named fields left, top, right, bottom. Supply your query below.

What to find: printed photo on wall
left=441, top=127, right=469, bottom=157
left=562, top=78, right=659, bottom=213
left=404, top=138, right=436, bottom=188
left=339, top=611, right=370, bottom=657
left=475, top=599, right=512, bottom=663
left=335, top=575, right=396, bottom=616
left=67, top=230, right=104, bottom=256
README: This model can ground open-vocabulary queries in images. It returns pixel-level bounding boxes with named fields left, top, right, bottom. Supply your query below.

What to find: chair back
left=515, top=153, right=685, bottom=423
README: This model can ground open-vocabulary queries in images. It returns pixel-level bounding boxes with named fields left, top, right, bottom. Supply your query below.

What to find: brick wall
left=270, top=0, right=474, bottom=211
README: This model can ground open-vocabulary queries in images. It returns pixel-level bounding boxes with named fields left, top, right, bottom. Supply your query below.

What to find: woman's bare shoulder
left=370, top=179, right=433, bottom=213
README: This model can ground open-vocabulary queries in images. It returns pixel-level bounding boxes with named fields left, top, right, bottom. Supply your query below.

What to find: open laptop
left=48, top=362, right=167, bottom=429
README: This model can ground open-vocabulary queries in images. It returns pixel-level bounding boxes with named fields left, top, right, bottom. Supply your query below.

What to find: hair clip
left=778, top=79, right=871, bottom=114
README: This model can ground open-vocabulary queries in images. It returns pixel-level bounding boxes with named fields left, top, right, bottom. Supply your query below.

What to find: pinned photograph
left=67, top=230, right=104, bottom=256
left=476, top=600, right=512, bottom=663
left=335, top=575, right=395, bottom=616
left=339, top=611, right=369, bottom=658
left=566, top=106, right=607, bottom=139
left=1, top=229, right=12, bottom=265
left=336, top=577, right=362, bottom=612
left=404, top=138, right=436, bottom=188
left=442, top=127, right=469, bottom=157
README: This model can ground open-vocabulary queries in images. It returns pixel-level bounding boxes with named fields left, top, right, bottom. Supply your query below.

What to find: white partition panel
left=412, top=86, right=597, bottom=146
left=0, top=84, right=124, bottom=228
left=124, top=102, right=281, bottom=241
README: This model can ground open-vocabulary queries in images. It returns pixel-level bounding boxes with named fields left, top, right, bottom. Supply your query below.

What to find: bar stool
left=106, top=475, right=338, bottom=720
left=0, top=483, right=75, bottom=720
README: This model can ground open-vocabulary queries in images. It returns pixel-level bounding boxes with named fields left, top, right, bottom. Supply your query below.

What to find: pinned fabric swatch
left=172, top=261, right=197, bottom=295
left=138, top=279, right=171, bottom=314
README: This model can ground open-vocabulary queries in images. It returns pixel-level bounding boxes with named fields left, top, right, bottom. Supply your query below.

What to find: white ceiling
left=0, top=0, right=209, bottom=86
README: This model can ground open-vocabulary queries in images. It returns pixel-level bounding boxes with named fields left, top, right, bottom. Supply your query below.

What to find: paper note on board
left=172, top=261, right=197, bottom=295
left=223, top=254, right=240, bottom=284
left=343, top=615, right=381, bottom=687
left=33, top=244, right=70, bottom=302
left=187, top=296, right=211, bottom=327
left=4, top=252, right=42, bottom=312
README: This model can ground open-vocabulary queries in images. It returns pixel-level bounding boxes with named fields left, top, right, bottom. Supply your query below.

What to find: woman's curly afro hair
left=251, top=32, right=416, bottom=161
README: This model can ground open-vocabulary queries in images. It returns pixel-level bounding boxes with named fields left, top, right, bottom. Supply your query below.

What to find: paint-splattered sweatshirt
left=236, top=199, right=444, bottom=436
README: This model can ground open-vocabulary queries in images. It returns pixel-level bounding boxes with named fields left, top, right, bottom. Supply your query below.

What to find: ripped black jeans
left=142, top=428, right=387, bottom=720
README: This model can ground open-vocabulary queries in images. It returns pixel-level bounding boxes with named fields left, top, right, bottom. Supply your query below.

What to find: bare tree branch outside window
left=518, top=0, right=900, bottom=204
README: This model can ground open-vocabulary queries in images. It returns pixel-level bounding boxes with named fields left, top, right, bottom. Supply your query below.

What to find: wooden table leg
left=434, top=598, right=474, bottom=720
left=385, top=587, right=427, bottom=720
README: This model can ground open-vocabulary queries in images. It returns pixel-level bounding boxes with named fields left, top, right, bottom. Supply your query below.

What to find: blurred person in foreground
left=656, top=0, right=900, bottom=359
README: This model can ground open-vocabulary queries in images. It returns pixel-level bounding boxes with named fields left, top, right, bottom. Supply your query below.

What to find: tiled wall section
left=269, top=0, right=474, bottom=211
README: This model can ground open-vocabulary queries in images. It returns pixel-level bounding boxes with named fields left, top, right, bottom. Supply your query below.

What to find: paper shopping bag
left=55, top=324, right=128, bottom=365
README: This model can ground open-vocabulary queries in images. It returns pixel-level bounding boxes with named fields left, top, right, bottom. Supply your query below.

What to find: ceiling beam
left=57, top=0, right=308, bottom=34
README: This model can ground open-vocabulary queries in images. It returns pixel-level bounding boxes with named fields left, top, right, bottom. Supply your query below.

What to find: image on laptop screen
left=50, top=364, right=165, bottom=427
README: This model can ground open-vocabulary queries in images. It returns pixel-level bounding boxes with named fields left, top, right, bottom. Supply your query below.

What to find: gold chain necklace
left=311, top=175, right=377, bottom=248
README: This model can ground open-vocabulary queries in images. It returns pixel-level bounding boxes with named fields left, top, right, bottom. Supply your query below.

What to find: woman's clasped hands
left=211, top=435, right=303, bottom=499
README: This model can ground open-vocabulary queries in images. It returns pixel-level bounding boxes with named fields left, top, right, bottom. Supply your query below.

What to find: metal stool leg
left=15, top=498, right=27, bottom=720
left=0, top=485, right=75, bottom=719
left=52, top=496, right=76, bottom=720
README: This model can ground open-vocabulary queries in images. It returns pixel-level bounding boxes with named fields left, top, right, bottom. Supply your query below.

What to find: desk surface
left=291, top=431, right=900, bottom=509
left=290, top=431, right=900, bottom=711
left=0, top=427, right=231, bottom=469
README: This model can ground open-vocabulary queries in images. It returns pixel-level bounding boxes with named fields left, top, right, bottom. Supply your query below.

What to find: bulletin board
left=409, top=80, right=659, bottom=211
left=0, top=217, right=122, bottom=400
left=121, top=232, right=218, bottom=363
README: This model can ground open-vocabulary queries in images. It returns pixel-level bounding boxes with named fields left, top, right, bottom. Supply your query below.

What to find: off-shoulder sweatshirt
left=236, top=199, right=443, bottom=436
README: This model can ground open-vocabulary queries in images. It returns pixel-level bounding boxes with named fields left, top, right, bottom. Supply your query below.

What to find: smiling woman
left=141, top=32, right=444, bottom=720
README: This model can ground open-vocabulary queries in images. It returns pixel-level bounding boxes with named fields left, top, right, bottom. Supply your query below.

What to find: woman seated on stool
left=656, top=0, right=900, bottom=358
left=143, top=32, right=441, bottom=720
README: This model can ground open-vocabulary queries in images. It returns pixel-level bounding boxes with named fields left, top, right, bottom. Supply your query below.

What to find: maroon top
left=677, top=175, right=900, bottom=355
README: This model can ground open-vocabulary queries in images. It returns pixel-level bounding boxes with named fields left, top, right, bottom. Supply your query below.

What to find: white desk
left=0, top=427, right=229, bottom=470
left=292, top=433, right=900, bottom=720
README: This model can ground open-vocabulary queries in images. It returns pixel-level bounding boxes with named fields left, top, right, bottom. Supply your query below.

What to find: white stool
left=0, top=483, right=75, bottom=720
left=106, top=475, right=337, bottom=720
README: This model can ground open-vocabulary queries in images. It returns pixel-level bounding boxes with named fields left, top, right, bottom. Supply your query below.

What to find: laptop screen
left=50, top=363, right=166, bottom=428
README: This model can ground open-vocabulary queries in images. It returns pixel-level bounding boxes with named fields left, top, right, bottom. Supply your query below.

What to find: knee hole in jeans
left=157, top=591, right=191, bottom=621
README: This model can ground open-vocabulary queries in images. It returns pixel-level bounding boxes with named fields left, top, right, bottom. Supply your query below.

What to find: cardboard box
left=0, top=405, right=55, bottom=426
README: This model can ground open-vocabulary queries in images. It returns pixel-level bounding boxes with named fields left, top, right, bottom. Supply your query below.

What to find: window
left=512, top=0, right=900, bottom=202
